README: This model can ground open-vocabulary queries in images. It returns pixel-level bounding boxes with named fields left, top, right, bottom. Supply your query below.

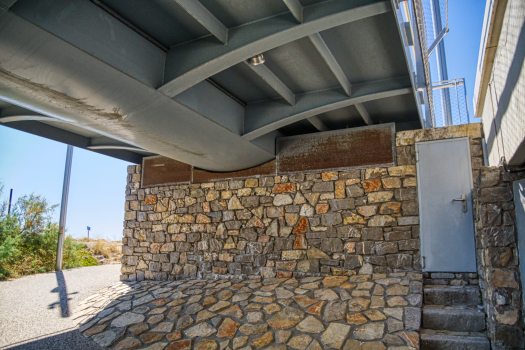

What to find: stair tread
left=424, top=285, right=481, bottom=290
left=421, top=334, right=490, bottom=342
left=423, top=307, right=485, bottom=314
left=421, top=329, right=488, bottom=338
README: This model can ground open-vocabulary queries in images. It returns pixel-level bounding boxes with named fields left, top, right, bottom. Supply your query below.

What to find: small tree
left=0, top=184, right=97, bottom=279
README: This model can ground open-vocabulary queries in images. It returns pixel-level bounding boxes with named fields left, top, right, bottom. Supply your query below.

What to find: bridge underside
left=0, top=0, right=425, bottom=170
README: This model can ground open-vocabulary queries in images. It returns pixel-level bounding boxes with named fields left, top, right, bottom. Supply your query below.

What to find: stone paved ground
left=0, top=264, right=120, bottom=350
left=76, top=273, right=421, bottom=350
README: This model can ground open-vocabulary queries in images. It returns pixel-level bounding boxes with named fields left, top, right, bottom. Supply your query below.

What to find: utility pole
left=56, top=145, right=74, bottom=271
left=7, top=189, right=12, bottom=216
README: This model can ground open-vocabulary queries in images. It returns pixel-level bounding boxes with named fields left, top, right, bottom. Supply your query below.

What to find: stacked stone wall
left=121, top=124, right=484, bottom=284
left=473, top=166, right=525, bottom=349
left=121, top=164, right=420, bottom=282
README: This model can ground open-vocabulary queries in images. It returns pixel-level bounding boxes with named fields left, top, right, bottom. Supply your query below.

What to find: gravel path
left=0, top=264, right=121, bottom=350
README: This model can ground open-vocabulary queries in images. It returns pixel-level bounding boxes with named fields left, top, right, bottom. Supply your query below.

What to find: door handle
left=452, top=194, right=467, bottom=213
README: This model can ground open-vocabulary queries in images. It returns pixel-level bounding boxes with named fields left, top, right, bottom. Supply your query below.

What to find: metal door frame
left=416, top=137, right=474, bottom=272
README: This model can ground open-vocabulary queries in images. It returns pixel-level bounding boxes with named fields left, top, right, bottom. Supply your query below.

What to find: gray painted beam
left=243, top=76, right=411, bottom=141
left=354, top=103, right=373, bottom=125
left=0, top=10, right=275, bottom=171
left=160, top=0, right=391, bottom=97
left=283, top=0, right=303, bottom=23
left=307, top=116, right=329, bottom=132
left=1, top=121, right=144, bottom=164
left=308, top=33, right=374, bottom=125
left=88, top=145, right=146, bottom=152
left=175, top=0, right=228, bottom=44
left=308, top=33, right=352, bottom=96
left=0, top=115, right=64, bottom=123
left=0, top=0, right=18, bottom=11
left=11, top=0, right=165, bottom=88
left=244, top=62, right=295, bottom=105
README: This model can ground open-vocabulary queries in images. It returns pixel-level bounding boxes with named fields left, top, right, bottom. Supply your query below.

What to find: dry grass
left=91, top=240, right=121, bottom=258
left=75, top=237, right=122, bottom=263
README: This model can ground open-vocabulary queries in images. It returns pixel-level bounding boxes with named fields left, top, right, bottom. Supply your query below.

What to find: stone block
left=480, top=187, right=513, bottom=202
left=346, top=185, right=364, bottom=198
left=362, top=179, right=382, bottom=192
left=337, top=225, right=361, bottom=238
left=397, top=216, right=419, bottom=225
left=365, top=168, right=388, bottom=179
left=362, top=227, right=383, bottom=241
left=402, top=201, right=419, bottom=216
left=386, top=254, right=412, bottom=269
left=395, top=188, right=417, bottom=201
left=344, top=255, right=363, bottom=269
left=312, top=181, right=334, bottom=192
left=490, top=268, right=519, bottom=288
left=375, top=242, right=398, bottom=255
left=368, top=191, right=394, bottom=203
left=267, top=207, right=284, bottom=218
left=382, top=177, right=402, bottom=189
left=368, top=215, right=396, bottom=227
left=297, top=260, right=319, bottom=273
left=329, top=198, right=355, bottom=210
left=481, top=226, right=515, bottom=247
left=378, top=202, right=400, bottom=215
left=321, top=213, right=342, bottom=226
left=398, top=239, right=419, bottom=250
left=282, top=250, right=306, bottom=260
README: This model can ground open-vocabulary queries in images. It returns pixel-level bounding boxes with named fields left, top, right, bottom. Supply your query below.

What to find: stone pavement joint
left=77, top=273, right=422, bottom=349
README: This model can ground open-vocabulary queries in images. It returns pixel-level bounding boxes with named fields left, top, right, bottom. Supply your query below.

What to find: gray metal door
left=416, top=137, right=477, bottom=272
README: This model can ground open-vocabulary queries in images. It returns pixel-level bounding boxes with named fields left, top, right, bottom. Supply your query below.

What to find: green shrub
left=0, top=184, right=99, bottom=280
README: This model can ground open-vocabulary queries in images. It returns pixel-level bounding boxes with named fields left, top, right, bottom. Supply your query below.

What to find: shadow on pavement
left=5, top=329, right=103, bottom=350
left=48, top=271, right=78, bottom=318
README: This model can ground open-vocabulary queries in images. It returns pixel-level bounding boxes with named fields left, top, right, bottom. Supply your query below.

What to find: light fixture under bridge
left=249, top=54, right=265, bottom=65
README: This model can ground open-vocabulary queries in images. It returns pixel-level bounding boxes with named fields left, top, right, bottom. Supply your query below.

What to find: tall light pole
left=56, top=145, right=74, bottom=271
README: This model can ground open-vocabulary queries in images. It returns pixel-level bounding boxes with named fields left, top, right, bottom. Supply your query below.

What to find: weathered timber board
left=277, top=123, right=396, bottom=174
left=193, top=160, right=277, bottom=183
left=142, top=156, right=191, bottom=187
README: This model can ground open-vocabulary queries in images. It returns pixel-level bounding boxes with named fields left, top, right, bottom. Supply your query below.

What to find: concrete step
left=424, top=285, right=481, bottom=306
left=421, top=330, right=491, bottom=350
left=423, top=307, right=486, bottom=332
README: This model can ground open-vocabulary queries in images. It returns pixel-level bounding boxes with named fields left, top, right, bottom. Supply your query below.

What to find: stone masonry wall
left=120, top=123, right=484, bottom=284
left=473, top=166, right=525, bottom=349
left=121, top=165, right=420, bottom=282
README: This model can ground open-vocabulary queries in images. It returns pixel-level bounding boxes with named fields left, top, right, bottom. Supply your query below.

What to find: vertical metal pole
left=430, top=0, right=453, bottom=126
left=463, top=79, right=470, bottom=123
left=56, top=145, right=74, bottom=271
left=7, top=189, right=13, bottom=216
left=455, top=80, right=461, bottom=124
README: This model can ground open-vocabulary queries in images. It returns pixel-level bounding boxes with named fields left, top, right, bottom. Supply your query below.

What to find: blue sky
left=0, top=0, right=487, bottom=240
left=433, top=0, right=486, bottom=123
left=0, top=130, right=130, bottom=240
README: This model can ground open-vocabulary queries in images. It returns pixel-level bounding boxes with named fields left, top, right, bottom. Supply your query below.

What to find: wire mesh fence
left=422, top=0, right=447, bottom=51
left=432, top=78, right=470, bottom=127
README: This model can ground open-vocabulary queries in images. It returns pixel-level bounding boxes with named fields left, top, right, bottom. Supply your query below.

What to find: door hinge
left=421, top=256, right=426, bottom=269
left=416, top=151, right=419, bottom=163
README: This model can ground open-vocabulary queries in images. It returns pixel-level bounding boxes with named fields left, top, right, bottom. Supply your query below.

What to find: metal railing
left=431, top=78, right=470, bottom=127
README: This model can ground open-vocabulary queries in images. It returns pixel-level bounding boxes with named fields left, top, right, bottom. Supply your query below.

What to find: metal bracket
left=452, top=194, right=467, bottom=213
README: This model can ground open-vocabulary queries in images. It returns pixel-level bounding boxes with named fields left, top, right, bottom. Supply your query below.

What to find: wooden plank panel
left=193, top=160, right=277, bottom=183
left=277, top=124, right=395, bottom=174
left=142, top=156, right=192, bottom=187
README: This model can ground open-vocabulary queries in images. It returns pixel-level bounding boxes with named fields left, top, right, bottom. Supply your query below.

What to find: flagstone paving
left=74, top=273, right=421, bottom=350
